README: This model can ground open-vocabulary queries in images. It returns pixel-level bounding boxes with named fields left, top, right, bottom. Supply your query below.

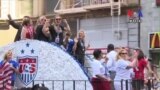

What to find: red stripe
left=0, top=62, right=13, bottom=90
left=0, top=64, right=10, bottom=74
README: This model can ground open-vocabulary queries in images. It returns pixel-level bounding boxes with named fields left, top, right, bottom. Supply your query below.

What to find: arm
left=106, top=57, right=114, bottom=69
left=49, top=25, right=56, bottom=42
left=21, top=27, right=26, bottom=40
left=59, top=33, right=64, bottom=45
left=127, top=58, right=137, bottom=69
left=8, top=14, right=21, bottom=29
left=127, top=51, right=139, bottom=69
left=63, top=19, right=71, bottom=31
left=72, top=37, right=78, bottom=54
left=35, top=25, right=43, bottom=39
left=10, top=61, right=20, bottom=74
left=10, top=67, right=20, bottom=74
left=85, top=43, right=90, bottom=50
left=146, top=62, right=154, bottom=74
left=96, top=74, right=111, bottom=81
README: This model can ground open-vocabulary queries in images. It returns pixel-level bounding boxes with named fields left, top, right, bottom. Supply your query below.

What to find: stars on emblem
left=26, top=43, right=30, bottom=47
left=21, top=49, right=25, bottom=54
left=31, top=49, right=34, bottom=54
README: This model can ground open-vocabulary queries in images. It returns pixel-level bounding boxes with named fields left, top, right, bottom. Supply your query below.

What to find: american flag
left=0, top=62, right=13, bottom=90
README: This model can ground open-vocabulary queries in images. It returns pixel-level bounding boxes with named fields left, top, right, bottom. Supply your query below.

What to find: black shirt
left=75, top=39, right=85, bottom=55
left=35, top=25, right=52, bottom=42
left=49, top=25, right=64, bottom=45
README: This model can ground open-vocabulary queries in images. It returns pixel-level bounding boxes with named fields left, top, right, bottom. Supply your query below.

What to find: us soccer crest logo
left=15, top=42, right=39, bottom=86
left=17, top=56, right=38, bottom=85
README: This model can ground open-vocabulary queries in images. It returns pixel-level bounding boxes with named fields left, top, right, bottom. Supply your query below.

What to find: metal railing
left=1, top=77, right=159, bottom=90
left=54, top=0, right=111, bottom=10
left=32, top=80, right=90, bottom=90
left=54, top=0, right=138, bottom=11
left=29, top=79, right=159, bottom=90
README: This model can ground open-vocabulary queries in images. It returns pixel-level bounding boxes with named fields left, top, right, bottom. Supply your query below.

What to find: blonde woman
left=114, top=49, right=137, bottom=90
left=0, top=50, right=19, bottom=89
left=73, top=30, right=90, bottom=66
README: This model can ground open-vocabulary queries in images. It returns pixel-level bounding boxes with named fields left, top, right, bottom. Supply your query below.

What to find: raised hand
left=74, top=37, right=78, bottom=43
left=8, top=14, right=12, bottom=20
left=63, top=19, right=68, bottom=24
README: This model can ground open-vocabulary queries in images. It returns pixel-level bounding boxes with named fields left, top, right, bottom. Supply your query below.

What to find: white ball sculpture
left=0, top=40, right=92, bottom=90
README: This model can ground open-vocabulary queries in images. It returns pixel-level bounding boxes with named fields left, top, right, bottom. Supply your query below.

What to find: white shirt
left=91, top=59, right=105, bottom=78
left=114, top=59, right=133, bottom=80
left=106, top=50, right=117, bottom=71
left=100, top=59, right=110, bottom=76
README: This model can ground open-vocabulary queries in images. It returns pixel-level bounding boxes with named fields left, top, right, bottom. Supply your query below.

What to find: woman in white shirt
left=114, top=49, right=137, bottom=90
left=91, top=49, right=111, bottom=90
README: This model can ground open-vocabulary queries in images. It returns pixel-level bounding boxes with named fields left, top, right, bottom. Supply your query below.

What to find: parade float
left=0, top=40, right=92, bottom=90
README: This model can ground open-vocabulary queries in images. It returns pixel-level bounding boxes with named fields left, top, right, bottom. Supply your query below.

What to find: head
left=54, top=15, right=62, bottom=25
left=39, top=16, right=46, bottom=25
left=78, top=30, right=85, bottom=39
left=22, top=16, right=31, bottom=26
left=32, top=84, right=49, bottom=90
left=117, top=49, right=128, bottom=60
left=65, top=31, right=71, bottom=39
left=44, top=19, right=51, bottom=27
left=135, top=49, right=145, bottom=60
left=18, top=87, right=32, bottom=90
left=4, top=50, right=13, bottom=61
left=107, top=44, right=114, bottom=53
left=93, top=49, right=102, bottom=60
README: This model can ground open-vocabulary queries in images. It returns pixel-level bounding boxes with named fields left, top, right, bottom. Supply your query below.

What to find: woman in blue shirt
left=63, top=32, right=74, bottom=55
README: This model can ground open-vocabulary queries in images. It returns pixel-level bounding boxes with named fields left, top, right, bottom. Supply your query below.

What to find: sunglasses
left=55, top=18, right=61, bottom=20
left=120, top=53, right=127, bottom=55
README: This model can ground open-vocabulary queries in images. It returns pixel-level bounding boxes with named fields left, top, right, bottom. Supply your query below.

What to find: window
left=17, top=0, right=33, bottom=18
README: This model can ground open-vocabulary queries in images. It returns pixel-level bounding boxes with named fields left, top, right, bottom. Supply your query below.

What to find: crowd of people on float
left=7, top=14, right=87, bottom=66
left=0, top=14, right=160, bottom=90
left=0, top=14, right=88, bottom=90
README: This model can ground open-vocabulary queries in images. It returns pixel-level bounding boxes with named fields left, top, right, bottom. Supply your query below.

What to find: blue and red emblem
left=17, top=56, right=38, bottom=86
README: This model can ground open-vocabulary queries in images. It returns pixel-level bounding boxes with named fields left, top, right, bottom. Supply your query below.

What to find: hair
left=36, top=16, right=46, bottom=25
left=39, top=16, right=46, bottom=21
left=18, top=87, right=32, bottom=90
left=78, top=30, right=85, bottom=39
left=137, top=49, right=145, bottom=60
left=116, top=49, right=127, bottom=60
left=66, top=31, right=71, bottom=36
left=3, top=50, right=12, bottom=60
left=22, top=16, right=31, bottom=26
left=93, top=49, right=102, bottom=59
left=54, top=14, right=62, bottom=19
left=32, top=84, right=49, bottom=90
left=107, top=44, right=114, bottom=53
left=78, top=30, right=84, bottom=34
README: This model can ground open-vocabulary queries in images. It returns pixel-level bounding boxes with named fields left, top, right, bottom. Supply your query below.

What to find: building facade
left=0, top=0, right=159, bottom=66
left=54, top=0, right=160, bottom=65
left=141, top=0, right=160, bottom=65
left=54, top=0, right=139, bottom=48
